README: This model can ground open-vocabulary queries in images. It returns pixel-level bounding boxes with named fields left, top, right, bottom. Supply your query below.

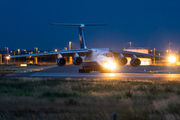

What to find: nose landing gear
left=79, top=68, right=111, bottom=73
left=80, top=61, right=112, bottom=73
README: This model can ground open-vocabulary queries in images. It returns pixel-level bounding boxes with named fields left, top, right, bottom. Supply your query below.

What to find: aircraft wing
left=7, top=49, right=90, bottom=58
left=110, top=49, right=167, bottom=58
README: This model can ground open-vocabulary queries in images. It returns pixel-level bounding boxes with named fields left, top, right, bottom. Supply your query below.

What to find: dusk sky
left=1, top=0, right=180, bottom=51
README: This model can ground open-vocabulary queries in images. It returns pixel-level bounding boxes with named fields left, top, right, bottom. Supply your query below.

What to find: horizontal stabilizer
left=50, top=23, right=107, bottom=27
left=50, top=23, right=107, bottom=49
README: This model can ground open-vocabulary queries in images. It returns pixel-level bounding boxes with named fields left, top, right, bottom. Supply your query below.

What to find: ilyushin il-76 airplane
left=8, top=23, right=167, bottom=73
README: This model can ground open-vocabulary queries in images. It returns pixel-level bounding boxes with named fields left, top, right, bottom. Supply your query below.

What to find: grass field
left=0, top=78, right=180, bottom=120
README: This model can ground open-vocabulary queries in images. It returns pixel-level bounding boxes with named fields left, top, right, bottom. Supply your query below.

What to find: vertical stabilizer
left=78, top=25, right=87, bottom=49
left=50, top=23, right=107, bottom=49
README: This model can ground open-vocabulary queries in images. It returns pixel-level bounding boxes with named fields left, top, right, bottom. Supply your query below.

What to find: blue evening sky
left=1, top=0, right=180, bottom=51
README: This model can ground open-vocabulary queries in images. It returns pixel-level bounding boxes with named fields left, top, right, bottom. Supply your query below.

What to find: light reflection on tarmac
left=29, top=72, right=180, bottom=81
left=4, top=65, right=180, bottom=81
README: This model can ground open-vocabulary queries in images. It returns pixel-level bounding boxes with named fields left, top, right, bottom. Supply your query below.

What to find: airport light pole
left=6, top=56, right=10, bottom=64
left=129, top=42, right=131, bottom=49
left=5, top=47, right=6, bottom=55
left=18, top=49, right=20, bottom=63
left=170, top=50, right=171, bottom=55
left=169, top=42, right=171, bottom=55
left=0, top=54, right=2, bottom=64
left=34, top=47, right=38, bottom=53
left=154, top=48, right=155, bottom=64
left=159, top=53, right=161, bottom=64
left=14, top=51, right=15, bottom=64
left=69, top=41, right=71, bottom=50
left=7, top=47, right=9, bottom=55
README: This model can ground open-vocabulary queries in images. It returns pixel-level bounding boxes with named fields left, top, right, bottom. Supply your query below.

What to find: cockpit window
left=102, top=53, right=113, bottom=57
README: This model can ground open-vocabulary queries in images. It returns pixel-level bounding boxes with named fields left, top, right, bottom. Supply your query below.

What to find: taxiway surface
left=3, top=65, right=180, bottom=80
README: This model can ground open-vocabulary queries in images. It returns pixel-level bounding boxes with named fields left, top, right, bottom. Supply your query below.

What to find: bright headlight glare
left=103, top=61, right=116, bottom=70
left=104, top=63, right=108, bottom=68
left=168, top=56, right=176, bottom=63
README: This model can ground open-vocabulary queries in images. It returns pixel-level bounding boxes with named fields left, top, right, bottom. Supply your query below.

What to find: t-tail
left=50, top=23, right=107, bottom=49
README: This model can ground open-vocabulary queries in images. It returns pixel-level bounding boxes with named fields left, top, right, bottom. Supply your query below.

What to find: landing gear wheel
left=100, top=70, right=105, bottom=73
left=79, top=69, right=90, bottom=73
left=85, top=69, right=90, bottom=73
left=79, top=69, right=83, bottom=73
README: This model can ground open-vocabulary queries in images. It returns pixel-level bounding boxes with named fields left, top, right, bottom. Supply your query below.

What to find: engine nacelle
left=118, top=53, right=127, bottom=66
left=118, top=57, right=127, bottom=66
left=73, top=57, right=83, bottom=65
left=130, top=58, right=141, bottom=67
left=56, top=58, right=66, bottom=66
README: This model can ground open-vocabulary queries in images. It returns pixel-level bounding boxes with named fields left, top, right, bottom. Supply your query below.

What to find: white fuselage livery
left=85, top=48, right=114, bottom=67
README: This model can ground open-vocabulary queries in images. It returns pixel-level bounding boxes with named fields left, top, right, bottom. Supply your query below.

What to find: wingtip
left=49, top=23, right=53, bottom=25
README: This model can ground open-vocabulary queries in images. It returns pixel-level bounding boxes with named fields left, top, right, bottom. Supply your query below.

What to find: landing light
left=6, top=56, right=10, bottom=59
left=103, top=61, right=116, bottom=70
left=168, top=56, right=176, bottom=63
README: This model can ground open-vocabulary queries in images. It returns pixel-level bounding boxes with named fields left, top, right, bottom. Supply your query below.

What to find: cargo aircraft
left=7, top=23, right=167, bottom=73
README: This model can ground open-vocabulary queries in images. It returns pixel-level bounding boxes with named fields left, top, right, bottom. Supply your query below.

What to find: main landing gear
left=79, top=69, right=90, bottom=73
left=79, top=69, right=111, bottom=73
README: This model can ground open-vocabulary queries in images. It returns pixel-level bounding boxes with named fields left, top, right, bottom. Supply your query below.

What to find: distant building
left=124, top=47, right=152, bottom=65
left=124, top=47, right=149, bottom=54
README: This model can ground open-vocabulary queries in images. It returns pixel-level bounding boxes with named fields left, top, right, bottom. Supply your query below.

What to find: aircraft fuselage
left=81, top=48, right=115, bottom=72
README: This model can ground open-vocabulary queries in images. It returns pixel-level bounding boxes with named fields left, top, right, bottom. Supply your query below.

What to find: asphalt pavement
left=3, top=65, right=180, bottom=80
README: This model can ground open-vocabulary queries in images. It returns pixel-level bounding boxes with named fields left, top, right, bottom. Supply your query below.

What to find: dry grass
left=0, top=78, right=180, bottom=120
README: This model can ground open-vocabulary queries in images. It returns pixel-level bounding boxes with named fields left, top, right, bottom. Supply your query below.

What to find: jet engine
left=130, top=54, right=141, bottom=67
left=56, top=58, right=66, bottom=66
left=118, top=53, right=127, bottom=66
left=73, top=57, right=83, bottom=65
